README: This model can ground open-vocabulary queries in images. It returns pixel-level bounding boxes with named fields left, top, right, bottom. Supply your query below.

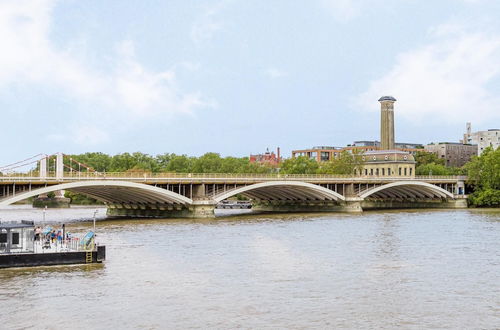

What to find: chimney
left=277, top=147, right=281, bottom=163
left=462, top=122, right=472, bottom=144
left=378, top=96, right=396, bottom=150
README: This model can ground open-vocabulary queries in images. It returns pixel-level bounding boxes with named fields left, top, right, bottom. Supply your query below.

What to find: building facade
left=462, top=123, right=499, bottom=155
left=424, top=143, right=478, bottom=167
left=291, top=146, right=344, bottom=162
left=359, top=150, right=415, bottom=178
left=249, top=148, right=281, bottom=166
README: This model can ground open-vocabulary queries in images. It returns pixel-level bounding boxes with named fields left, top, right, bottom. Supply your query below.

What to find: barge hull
left=0, top=246, right=105, bottom=269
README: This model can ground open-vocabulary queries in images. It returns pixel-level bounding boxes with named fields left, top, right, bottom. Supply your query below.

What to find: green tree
left=466, top=147, right=500, bottom=190
left=414, top=151, right=445, bottom=166
left=67, top=152, right=112, bottom=172
left=317, top=150, right=364, bottom=175
left=468, top=188, right=500, bottom=207
left=415, top=163, right=451, bottom=175
left=414, top=150, right=465, bottom=175
left=192, top=153, right=223, bottom=173
left=165, top=154, right=194, bottom=173
left=465, top=147, right=500, bottom=207
left=280, top=156, right=319, bottom=174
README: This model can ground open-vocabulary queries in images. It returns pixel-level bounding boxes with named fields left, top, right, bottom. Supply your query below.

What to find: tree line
left=65, top=152, right=275, bottom=174
left=64, top=150, right=365, bottom=175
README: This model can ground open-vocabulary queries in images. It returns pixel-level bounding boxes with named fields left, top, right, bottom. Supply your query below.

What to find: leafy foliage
left=64, top=152, right=275, bottom=174
left=414, top=151, right=445, bottom=166
left=414, top=150, right=464, bottom=175
left=468, top=188, right=500, bottom=207
left=465, top=147, right=500, bottom=207
left=317, top=151, right=364, bottom=175
left=465, top=147, right=500, bottom=190
left=64, top=191, right=103, bottom=205
left=280, top=156, right=319, bottom=174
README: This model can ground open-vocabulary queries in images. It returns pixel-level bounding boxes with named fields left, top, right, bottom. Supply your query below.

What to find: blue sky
left=1, top=0, right=500, bottom=165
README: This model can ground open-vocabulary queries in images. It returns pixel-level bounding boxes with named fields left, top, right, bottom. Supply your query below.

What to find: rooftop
left=378, top=96, right=397, bottom=102
left=428, top=142, right=476, bottom=146
left=0, top=220, right=34, bottom=229
left=365, top=150, right=410, bottom=155
left=312, top=146, right=342, bottom=150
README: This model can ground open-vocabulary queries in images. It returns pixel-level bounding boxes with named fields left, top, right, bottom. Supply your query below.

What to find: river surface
left=0, top=206, right=499, bottom=329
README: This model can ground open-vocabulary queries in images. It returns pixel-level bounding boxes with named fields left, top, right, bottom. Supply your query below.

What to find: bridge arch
left=0, top=181, right=193, bottom=207
left=213, top=181, right=345, bottom=203
left=359, top=181, right=454, bottom=200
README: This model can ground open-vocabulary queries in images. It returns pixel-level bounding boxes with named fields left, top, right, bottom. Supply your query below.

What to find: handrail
left=0, top=171, right=467, bottom=181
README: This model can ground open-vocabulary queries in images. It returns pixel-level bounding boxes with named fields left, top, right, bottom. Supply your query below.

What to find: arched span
left=214, top=181, right=345, bottom=203
left=359, top=181, right=455, bottom=200
left=0, top=181, right=193, bottom=207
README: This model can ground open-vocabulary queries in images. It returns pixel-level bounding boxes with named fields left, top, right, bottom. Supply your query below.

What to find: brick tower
left=379, top=96, right=396, bottom=150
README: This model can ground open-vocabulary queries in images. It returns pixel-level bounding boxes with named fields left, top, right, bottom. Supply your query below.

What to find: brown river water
left=0, top=206, right=499, bottom=329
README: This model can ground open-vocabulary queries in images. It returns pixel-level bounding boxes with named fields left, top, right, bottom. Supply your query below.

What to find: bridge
left=0, top=153, right=467, bottom=217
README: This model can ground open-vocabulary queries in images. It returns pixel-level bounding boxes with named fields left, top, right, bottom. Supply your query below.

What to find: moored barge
left=0, top=220, right=105, bottom=269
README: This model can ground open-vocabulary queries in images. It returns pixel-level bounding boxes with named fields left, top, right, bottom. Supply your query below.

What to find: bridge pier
left=106, top=202, right=216, bottom=218
left=252, top=200, right=364, bottom=213
left=252, top=201, right=345, bottom=213
left=361, top=197, right=468, bottom=210
left=343, top=198, right=364, bottom=213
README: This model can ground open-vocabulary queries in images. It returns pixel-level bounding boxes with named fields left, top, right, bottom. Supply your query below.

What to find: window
left=387, top=168, right=391, bottom=175
left=364, top=169, right=368, bottom=175
left=376, top=168, right=379, bottom=176
left=12, top=232, right=20, bottom=245
left=398, top=168, right=402, bottom=176
left=410, top=168, right=413, bottom=176
left=382, top=168, right=385, bottom=175
left=0, top=233, right=7, bottom=243
left=404, top=168, right=407, bottom=176
left=370, top=169, right=373, bottom=175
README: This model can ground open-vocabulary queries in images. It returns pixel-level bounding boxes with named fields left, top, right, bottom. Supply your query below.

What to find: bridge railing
left=0, top=171, right=466, bottom=181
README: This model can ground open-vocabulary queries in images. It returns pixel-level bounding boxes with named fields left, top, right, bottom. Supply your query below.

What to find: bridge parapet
left=0, top=172, right=467, bottom=184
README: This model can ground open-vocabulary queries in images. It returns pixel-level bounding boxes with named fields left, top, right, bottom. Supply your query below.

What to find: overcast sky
left=1, top=0, right=500, bottom=165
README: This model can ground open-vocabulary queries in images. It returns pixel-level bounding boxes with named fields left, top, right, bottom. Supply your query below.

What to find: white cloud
left=265, top=68, right=287, bottom=79
left=320, top=0, right=359, bottom=21
left=0, top=0, right=213, bottom=143
left=190, top=1, right=229, bottom=44
left=356, top=24, right=500, bottom=124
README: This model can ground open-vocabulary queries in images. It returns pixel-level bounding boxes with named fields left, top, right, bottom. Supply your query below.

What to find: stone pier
left=106, top=202, right=216, bottom=218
